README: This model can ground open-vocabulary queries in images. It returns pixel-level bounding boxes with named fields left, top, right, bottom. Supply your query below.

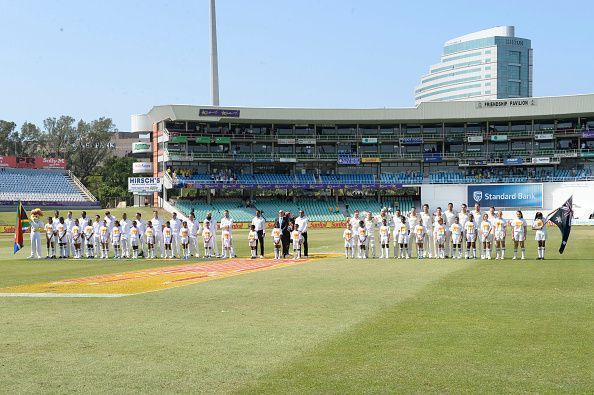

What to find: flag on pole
left=548, top=196, right=573, bottom=254
left=13, top=201, right=30, bottom=254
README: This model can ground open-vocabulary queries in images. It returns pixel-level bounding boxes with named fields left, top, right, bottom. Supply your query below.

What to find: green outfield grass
left=0, top=227, right=593, bottom=393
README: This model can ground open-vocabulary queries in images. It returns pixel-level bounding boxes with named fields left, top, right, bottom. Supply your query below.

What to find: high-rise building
left=415, top=26, right=532, bottom=105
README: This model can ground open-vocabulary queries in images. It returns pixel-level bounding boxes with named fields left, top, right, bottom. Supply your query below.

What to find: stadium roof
left=132, top=94, right=594, bottom=131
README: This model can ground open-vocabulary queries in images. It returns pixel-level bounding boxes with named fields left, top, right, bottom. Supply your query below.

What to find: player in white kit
left=364, top=212, right=377, bottom=258
left=413, top=222, right=426, bottom=259
left=493, top=211, right=507, bottom=260
left=532, top=212, right=547, bottom=260
left=511, top=211, right=527, bottom=260
left=169, top=212, right=182, bottom=258
left=450, top=216, right=463, bottom=259
left=443, top=203, right=457, bottom=258
left=407, top=208, right=420, bottom=257
left=464, top=213, right=478, bottom=259
left=395, top=216, right=410, bottom=259
left=357, top=220, right=368, bottom=259
left=343, top=222, right=355, bottom=259
left=433, top=217, right=447, bottom=259
left=180, top=221, right=190, bottom=260
left=378, top=218, right=391, bottom=259
left=479, top=213, right=493, bottom=259
left=420, top=204, right=434, bottom=258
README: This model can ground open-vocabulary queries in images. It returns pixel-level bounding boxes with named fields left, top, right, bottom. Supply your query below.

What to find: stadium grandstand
left=0, top=159, right=99, bottom=211
left=130, top=94, right=594, bottom=220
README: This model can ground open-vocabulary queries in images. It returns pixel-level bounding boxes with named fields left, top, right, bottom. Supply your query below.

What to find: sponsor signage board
left=534, top=133, right=554, bottom=141
left=532, top=157, right=551, bottom=164
left=277, top=138, right=296, bottom=145
left=467, top=135, right=484, bottom=143
left=199, top=109, right=241, bottom=117
left=361, top=137, right=378, bottom=144
left=337, top=155, right=360, bottom=165
left=490, top=134, right=508, bottom=142
left=0, top=156, right=66, bottom=169
left=423, top=154, right=443, bottom=163
left=296, top=138, right=316, bottom=145
left=554, top=152, right=578, bottom=158
left=128, top=177, right=162, bottom=193
left=132, top=142, right=152, bottom=154
left=399, top=137, right=423, bottom=145
left=361, top=157, right=381, bottom=163
left=582, top=131, right=594, bottom=139
left=467, top=183, right=543, bottom=208
left=132, top=161, right=153, bottom=174
left=503, top=157, right=524, bottom=165
left=279, top=157, right=297, bottom=163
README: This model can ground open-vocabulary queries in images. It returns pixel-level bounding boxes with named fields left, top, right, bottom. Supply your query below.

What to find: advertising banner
left=532, top=157, right=551, bottom=164
left=214, top=137, right=231, bottom=144
left=279, top=157, right=297, bottom=163
left=423, top=154, right=443, bottom=163
left=0, top=156, right=17, bottom=167
left=490, top=135, right=508, bottom=142
left=399, top=137, right=423, bottom=145
left=196, top=136, right=212, bottom=144
left=467, top=135, right=484, bottom=143
left=132, top=162, right=153, bottom=174
left=534, top=133, right=554, bottom=141
left=296, top=138, right=316, bottom=145
left=582, top=131, right=594, bottom=139
left=361, top=157, right=381, bottom=163
left=337, top=155, right=360, bottom=165
left=503, top=157, right=524, bottom=165
left=277, top=138, right=296, bottom=145
left=361, top=137, right=378, bottom=144
left=0, top=156, right=66, bottom=169
left=199, top=109, right=241, bottom=117
left=132, top=142, right=152, bottom=154
left=128, top=177, right=162, bottom=193
left=467, top=183, right=543, bottom=208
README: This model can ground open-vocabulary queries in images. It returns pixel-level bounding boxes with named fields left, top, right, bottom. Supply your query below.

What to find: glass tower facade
left=415, top=26, right=533, bottom=105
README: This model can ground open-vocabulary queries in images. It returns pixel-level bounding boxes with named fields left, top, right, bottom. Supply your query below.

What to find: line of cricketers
left=27, top=209, right=309, bottom=261
left=343, top=202, right=548, bottom=260
left=28, top=209, right=239, bottom=260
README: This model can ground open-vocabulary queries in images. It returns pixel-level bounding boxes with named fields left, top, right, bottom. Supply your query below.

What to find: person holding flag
left=13, top=201, right=30, bottom=256
left=547, top=196, right=574, bottom=254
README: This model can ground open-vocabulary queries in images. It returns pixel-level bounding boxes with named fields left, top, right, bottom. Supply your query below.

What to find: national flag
left=13, top=201, right=30, bottom=254
left=548, top=196, right=573, bottom=254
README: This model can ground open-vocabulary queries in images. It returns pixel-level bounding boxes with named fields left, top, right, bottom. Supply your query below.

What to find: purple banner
left=0, top=200, right=100, bottom=208
left=582, top=131, right=594, bottom=139
left=182, top=182, right=406, bottom=190
left=199, top=109, right=241, bottom=117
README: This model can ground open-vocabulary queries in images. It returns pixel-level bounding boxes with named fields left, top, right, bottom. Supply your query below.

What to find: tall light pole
left=210, top=0, right=220, bottom=106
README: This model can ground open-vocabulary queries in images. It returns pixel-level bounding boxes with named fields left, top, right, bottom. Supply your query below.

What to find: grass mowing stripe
left=0, top=258, right=466, bottom=393
left=238, top=260, right=594, bottom=394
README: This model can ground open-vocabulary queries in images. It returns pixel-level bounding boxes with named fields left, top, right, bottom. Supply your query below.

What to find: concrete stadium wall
left=421, top=181, right=594, bottom=219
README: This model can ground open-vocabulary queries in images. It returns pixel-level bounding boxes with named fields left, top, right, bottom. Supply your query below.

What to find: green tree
left=92, top=156, right=135, bottom=206
left=12, top=122, right=43, bottom=157
left=69, top=117, right=116, bottom=180
left=43, top=116, right=77, bottom=160
left=0, top=120, right=17, bottom=155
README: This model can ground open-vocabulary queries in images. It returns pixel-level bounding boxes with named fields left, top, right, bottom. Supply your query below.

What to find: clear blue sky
left=1, top=0, right=594, bottom=130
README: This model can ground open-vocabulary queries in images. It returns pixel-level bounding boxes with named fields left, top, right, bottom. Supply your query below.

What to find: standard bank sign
left=467, top=183, right=543, bottom=208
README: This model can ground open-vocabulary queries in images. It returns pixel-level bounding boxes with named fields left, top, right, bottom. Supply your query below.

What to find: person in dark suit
left=278, top=210, right=290, bottom=257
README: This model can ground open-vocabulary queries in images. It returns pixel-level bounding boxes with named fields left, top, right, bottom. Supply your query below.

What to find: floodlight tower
left=210, top=0, right=220, bottom=106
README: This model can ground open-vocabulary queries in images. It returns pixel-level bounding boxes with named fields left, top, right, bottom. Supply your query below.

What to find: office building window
left=509, top=65, right=521, bottom=79
left=509, top=50, right=521, bottom=63
left=509, top=81, right=521, bottom=96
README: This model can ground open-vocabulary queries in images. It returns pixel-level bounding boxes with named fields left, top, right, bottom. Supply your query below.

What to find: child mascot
left=29, top=208, right=44, bottom=259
